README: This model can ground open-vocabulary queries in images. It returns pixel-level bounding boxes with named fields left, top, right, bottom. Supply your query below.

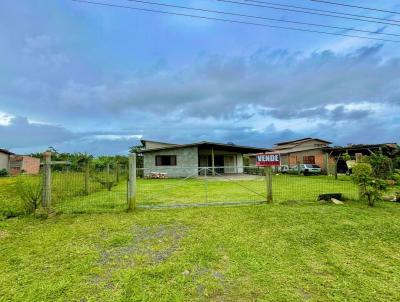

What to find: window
left=155, top=155, right=177, bottom=166
left=303, top=156, right=315, bottom=164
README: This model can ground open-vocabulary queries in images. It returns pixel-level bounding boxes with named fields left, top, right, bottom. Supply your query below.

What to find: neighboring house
left=272, top=138, right=334, bottom=172
left=9, top=156, right=41, bottom=175
left=0, top=148, right=14, bottom=172
left=140, top=140, right=266, bottom=178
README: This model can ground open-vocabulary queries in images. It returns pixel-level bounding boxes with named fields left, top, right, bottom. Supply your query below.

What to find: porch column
left=211, top=146, right=215, bottom=176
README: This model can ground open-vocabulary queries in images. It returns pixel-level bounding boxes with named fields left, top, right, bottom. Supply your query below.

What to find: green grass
left=0, top=172, right=127, bottom=217
left=1, top=201, right=400, bottom=301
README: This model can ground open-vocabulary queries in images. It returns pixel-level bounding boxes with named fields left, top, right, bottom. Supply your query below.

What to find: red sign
left=256, top=153, right=281, bottom=167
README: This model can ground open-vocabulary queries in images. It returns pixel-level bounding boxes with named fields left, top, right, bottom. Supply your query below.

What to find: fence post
left=204, top=167, right=208, bottom=203
left=127, top=153, right=137, bottom=211
left=42, top=152, right=52, bottom=208
left=265, top=166, right=273, bottom=203
left=334, top=161, right=338, bottom=180
left=84, top=161, right=90, bottom=195
left=116, top=161, right=120, bottom=183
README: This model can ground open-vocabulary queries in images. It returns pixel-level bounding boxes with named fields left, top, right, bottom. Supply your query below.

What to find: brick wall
left=10, top=156, right=40, bottom=175
left=22, top=156, right=40, bottom=174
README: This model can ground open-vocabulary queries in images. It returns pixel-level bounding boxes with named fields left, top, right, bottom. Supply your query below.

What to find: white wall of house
left=0, top=152, right=10, bottom=171
left=143, top=146, right=198, bottom=178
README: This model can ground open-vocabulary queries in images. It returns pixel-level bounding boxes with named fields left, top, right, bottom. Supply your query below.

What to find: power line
left=309, top=0, right=400, bottom=16
left=219, top=0, right=400, bottom=27
left=71, top=0, right=400, bottom=43
left=122, top=0, right=400, bottom=37
left=242, top=0, right=400, bottom=23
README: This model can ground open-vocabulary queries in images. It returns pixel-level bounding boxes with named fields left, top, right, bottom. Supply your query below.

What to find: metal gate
left=135, top=166, right=268, bottom=208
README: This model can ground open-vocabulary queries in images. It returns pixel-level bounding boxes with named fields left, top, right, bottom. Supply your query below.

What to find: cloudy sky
left=1, top=0, right=400, bottom=155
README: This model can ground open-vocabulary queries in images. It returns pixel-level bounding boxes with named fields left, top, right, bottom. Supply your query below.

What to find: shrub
left=391, top=169, right=400, bottom=184
left=92, top=174, right=117, bottom=191
left=15, top=177, right=42, bottom=214
left=0, top=169, right=9, bottom=177
left=352, top=163, right=386, bottom=207
left=365, top=153, right=393, bottom=179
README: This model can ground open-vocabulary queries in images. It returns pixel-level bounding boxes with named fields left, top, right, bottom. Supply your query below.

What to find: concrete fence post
left=127, top=153, right=137, bottom=211
left=42, top=152, right=52, bottom=208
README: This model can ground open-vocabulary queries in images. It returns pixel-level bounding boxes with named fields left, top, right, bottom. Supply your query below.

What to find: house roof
left=274, top=145, right=326, bottom=154
left=0, top=148, right=14, bottom=155
left=275, top=137, right=332, bottom=146
left=140, top=139, right=177, bottom=146
left=322, top=143, right=398, bottom=155
left=140, top=141, right=268, bottom=154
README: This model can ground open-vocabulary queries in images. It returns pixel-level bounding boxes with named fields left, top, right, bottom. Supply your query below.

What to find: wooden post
left=265, top=166, right=273, bottom=203
left=334, top=156, right=339, bottom=180
left=42, top=152, right=52, bottom=208
left=106, top=162, right=110, bottom=175
left=323, top=153, right=329, bottom=175
left=204, top=167, right=208, bottom=203
left=127, top=153, right=136, bottom=211
left=211, top=147, right=215, bottom=176
left=84, top=161, right=90, bottom=195
left=116, top=161, right=120, bottom=182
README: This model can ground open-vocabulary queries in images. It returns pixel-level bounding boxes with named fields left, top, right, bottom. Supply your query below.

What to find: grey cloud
left=2, top=43, right=400, bottom=125
left=0, top=116, right=76, bottom=149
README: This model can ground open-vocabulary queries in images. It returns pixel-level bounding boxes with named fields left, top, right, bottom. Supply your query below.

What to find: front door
left=215, top=155, right=224, bottom=174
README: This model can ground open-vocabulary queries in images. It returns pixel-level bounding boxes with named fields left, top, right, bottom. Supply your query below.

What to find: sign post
left=256, top=153, right=281, bottom=204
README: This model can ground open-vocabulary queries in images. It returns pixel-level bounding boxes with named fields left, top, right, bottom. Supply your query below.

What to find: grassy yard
left=1, top=201, right=400, bottom=301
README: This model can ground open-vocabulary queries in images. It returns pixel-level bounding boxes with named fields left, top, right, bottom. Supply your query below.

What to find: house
left=9, top=155, right=41, bottom=175
left=0, top=148, right=13, bottom=172
left=272, top=137, right=334, bottom=172
left=140, top=140, right=266, bottom=178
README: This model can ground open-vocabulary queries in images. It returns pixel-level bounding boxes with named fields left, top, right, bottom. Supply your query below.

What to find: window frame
left=155, top=155, right=177, bottom=166
left=303, top=155, right=316, bottom=164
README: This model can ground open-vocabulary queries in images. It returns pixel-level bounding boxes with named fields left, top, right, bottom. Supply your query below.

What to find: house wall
left=0, top=152, right=10, bottom=171
left=22, top=156, right=40, bottom=175
left=282, top=149, right=335, bottom=172
left=9, top=156, right=40, bottom=175
left=143, top=146, right=198, bottom=178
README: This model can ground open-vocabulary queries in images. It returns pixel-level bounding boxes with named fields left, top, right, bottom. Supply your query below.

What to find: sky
left=1, top=0, right=400, bottom=155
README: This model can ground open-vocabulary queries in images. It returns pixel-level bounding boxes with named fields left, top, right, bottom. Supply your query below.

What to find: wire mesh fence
left=9, top=160, right=359, bottom=215
left=135, top=166, right=359, bottom=207
left=50, top=163, right=128, bottom=214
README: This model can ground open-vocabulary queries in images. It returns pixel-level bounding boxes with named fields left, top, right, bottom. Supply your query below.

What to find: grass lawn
left=1, top=201, right=400, bottom=301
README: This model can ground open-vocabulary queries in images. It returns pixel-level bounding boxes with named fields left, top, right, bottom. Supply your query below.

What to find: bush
left=391, top=169, right=400, bottom=184
left=92, top=174, right=117, bottom=191
left=365, top=153, right=393, bottom=179
left=0, top=169, right=9, bottom=177
left=352, top=163, right=386, bottom=207
left=15, top=177, right=42, bottom=214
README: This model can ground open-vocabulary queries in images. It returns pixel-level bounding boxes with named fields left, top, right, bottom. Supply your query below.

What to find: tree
left=352, top=163, right=386, bottom=207
left=129, top=145, right=144, bottom=169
